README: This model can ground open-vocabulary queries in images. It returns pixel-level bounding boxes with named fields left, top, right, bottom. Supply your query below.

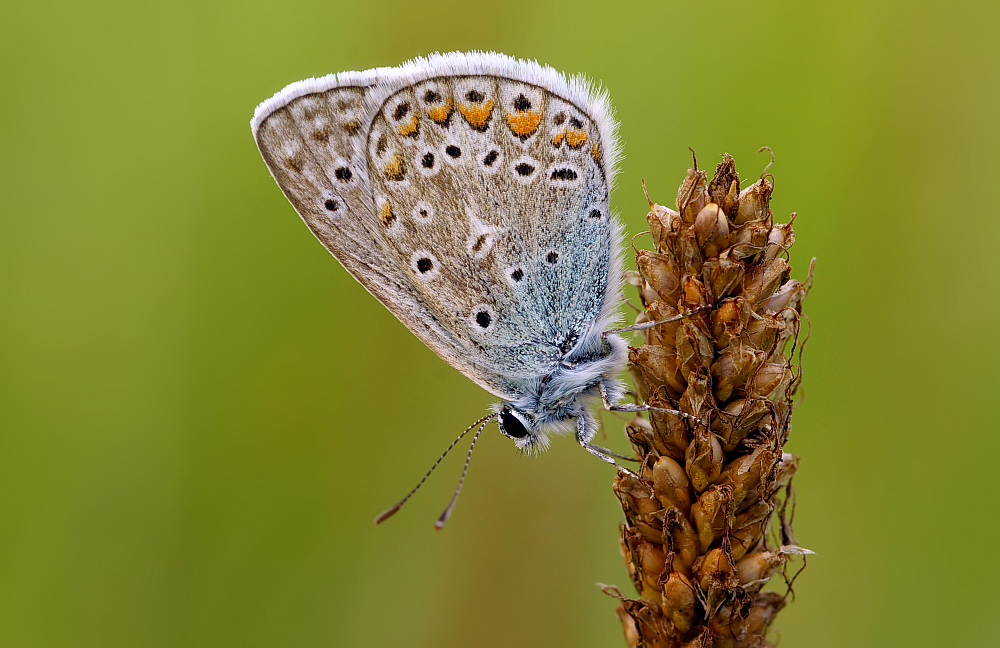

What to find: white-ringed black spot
left=553, top=113, right=566, bottom=125
left=393, top=102, right=410, bottom=120
left=546, top=250, right=559, bottom=264
left=550, top=168, right=578, bottom=181
left=513, top=94, right=531, bottom=111
left=466, top=89, right=485, bottom=102
left=335, top=167, right=352, bottom=181
left=446, top=145, right=461, bottom=158
left=589, top=208, right=602, bottom=219
left=410, top=250, right=439, bottom=279
left=569, top=116, right=584, bottom=129
left=421, top=153, right=434, bottom=168
left=515, top=162, right=535, bottom=176
left=324, top=199, right=339, bottom=212
left=475, top=311, right=491, bottom=328
left=510, top=268, right=524, bottom=282
left=412, top=202, right=434, bottom=222
left=483, top=150, right=498, bottom=167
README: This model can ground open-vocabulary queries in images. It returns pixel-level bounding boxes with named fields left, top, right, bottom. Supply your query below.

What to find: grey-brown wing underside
left=251, top=53, right=623, bottom=399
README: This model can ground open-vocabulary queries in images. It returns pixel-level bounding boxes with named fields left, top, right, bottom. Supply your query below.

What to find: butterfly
left=251, top=51, right=701, bottom=526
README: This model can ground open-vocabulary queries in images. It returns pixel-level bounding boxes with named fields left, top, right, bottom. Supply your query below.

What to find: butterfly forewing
left=253, top=53, right=622, bottom=399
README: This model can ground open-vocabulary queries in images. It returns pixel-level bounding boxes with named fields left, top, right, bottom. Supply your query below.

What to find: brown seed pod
left=612, top=155, right=811, bottom=648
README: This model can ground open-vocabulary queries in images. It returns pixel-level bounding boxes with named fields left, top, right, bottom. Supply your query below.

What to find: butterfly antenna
left=374, top=413, right=496, bottom=525
left=435, top=414, right=494, bottom=530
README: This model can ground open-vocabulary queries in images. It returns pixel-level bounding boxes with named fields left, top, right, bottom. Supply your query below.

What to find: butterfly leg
left=599, top=381, right=708, bottom=427
left=576, top=415, right=641, bottom=475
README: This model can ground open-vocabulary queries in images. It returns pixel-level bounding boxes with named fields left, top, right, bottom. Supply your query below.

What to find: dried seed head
left=677, top=168, right=710, bottom=223
left=695, top=546, right=736, bottom=592
left=736, top=550, right=785, bottom=591
left=710, top=344, right=767, bottom=402
left=630, top=345, right=686, bottom=400
left=637, top=250, right=682, bottom=304
left=731, top=500, right=773, bottom=560
left=765, top=220, right=795, bottom=263
left=717, top=447, right=780, bottom=508
left=661, top=571, right=697, bottom=634
left=625, top=415, right=657, bottom=458
left=647, top=204, right=681, bottom=254
left=734, top=176, right=773, bottom=225
left=708, top=154, right=740, bottom=217
left=640, top=301, right=682, bottom=348
left=711, top=296, right=752, bottom=349
left=747, top=362, right=793, bottom=401
left=613, top=155, right=809, bottom=647
left=691, top=484, right=732, bottom=552
left=702, top=252, right=745, bottom=301
left=661, top=507, right=700, bottom=574
left=742, top=258, right=790, bottom=309
left=684, top=427, right=724, bottom=493
left=730, top=220, right=771, bottom=260
left=745, top=592, right=785, bottom=635
left=648, top=400, right=693, bottom=460
left=676, top=321, right=714, bottom=380
left=652, top=455, right=694, bottom=512
left=764, top=278, right=805, bottom=314
left=745, top=313, right=783, bottom=353
left=678, top=367, right=716, bottom=420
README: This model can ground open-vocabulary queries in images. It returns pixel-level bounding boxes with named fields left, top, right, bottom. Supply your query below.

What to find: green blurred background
left=2, top=0, right=998, bottom=646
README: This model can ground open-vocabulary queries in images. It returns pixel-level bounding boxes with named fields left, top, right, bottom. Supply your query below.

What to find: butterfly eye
left=500, top=410, right=529, bottom=439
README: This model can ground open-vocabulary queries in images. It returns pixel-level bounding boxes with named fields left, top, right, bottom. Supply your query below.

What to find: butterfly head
left=496, top=403, right=579, bottom=454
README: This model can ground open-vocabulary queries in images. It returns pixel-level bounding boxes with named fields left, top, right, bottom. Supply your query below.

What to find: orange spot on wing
left=382, top=153, right=405, bottom=181
left=506, top=110, right=542, bottom=137
left=591, top=143, right=602, bottom=162
left=397, top=114, right=418, bottom=136
left=425, top=97, right=453, bottom=123
left=380, top=202, right=396, bottom=226
left=458, top=99, right=494, bottom=129
left=342, top=119, right=361, bottom=135
left=551, top=131, right=565, bottom=146
left=565, top=127, right=588, bottom=148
